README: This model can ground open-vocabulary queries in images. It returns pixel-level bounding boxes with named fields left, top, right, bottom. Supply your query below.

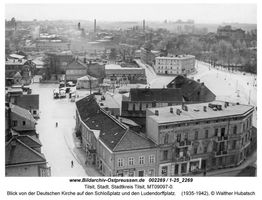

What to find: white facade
left=155, top=55, right=195, bottom=75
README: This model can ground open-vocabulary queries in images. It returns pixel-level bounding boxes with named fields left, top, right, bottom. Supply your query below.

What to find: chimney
left=94, top=19, right=96, bottom=33
left=155, top=110, right=159, bottom=116
left=203, top=106, right=207, bottom=112
left=197, top=79, right=200, bottom=82
left=201, top=82, right=204, bottom=86
left=176, top=109, right=181, bottom=115
left=225, top=101, right=229, bottom=108
left=170, top=107, right=173, bottom=113
left=184, top=105, right=188, bottom=111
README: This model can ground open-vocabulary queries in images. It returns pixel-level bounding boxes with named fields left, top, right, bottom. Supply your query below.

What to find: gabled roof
left=67, top=59, right=87, bottom=70
left=13, top=71, right=22, bottom=78
left=167, top=76, right=216, bottom=102
left=129, top=88, right=183, bottom=102
left=6, top=137, right=46, bottom=166
left=114, top=130, right=156, bottom=152
left=76, top=95, right=127, bottom=151
left=16, top=135, right=42, bottom=148
left=77, top=75, right=97, bottom=81
left=10, top=104, right=36, bottom=124
left=9, top=129, right=41, bottom=148
left=16, top=94, right=39, bottom=110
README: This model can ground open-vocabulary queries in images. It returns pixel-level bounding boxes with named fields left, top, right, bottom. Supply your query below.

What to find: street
left=32, top=83, right=98, bottom=176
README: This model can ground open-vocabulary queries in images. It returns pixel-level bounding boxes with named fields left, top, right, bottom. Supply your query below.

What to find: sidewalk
left=71, top=131, right=103, bottom=177
left=205, top=151, right=257, bottom=176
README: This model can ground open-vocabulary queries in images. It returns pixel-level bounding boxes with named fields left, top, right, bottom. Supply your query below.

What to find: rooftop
left=16, top=94, right=39, bottom=110
left=76, top=95, right=156, bottom=151
left=156, top=55, right=195, bottom=60
left=5, top=58, right=28, bottom=65
left=6, top=137, right=46, bottom=166
left=147, top=101, right=254, bottom=124
left=129, top=88, right=183, bottom=102
left=76, top=95, right=126, bottom=150
left=10, top=104, right=36, bottom=124
left=105, top=64, right=144, bottom=71
left=167, top=76, right=216, bottom=102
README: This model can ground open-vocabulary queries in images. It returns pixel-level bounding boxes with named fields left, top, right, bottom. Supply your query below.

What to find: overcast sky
left=5, top=4, right=256, bottom=24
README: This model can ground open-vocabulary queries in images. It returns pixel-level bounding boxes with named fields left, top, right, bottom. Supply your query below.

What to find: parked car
left=59, top=89, right=66, bottom=98
left=53, top=89, right=59, bottom=99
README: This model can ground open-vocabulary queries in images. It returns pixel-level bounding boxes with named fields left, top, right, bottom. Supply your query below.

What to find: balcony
left=215, top=136, right=228, bottom=142
left=176, top=140, right=192, bottom=148
left=215, top=150, right=228, bottom=157
left=172, top=155, right=191, bottom=162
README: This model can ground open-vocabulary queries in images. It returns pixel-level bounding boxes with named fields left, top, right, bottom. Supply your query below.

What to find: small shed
left=76, top=75, right=99, bottom=89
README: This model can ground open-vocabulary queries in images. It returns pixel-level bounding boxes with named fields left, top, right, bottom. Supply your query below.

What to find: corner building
left=155, top=55, right=195, bottom=75
left=146, top=101, right=254, bottom=176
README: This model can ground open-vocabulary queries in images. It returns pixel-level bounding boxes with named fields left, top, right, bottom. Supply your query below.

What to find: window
left=33, top=110, right=37, bottom=114
left=139, top=156, right=145, bottom=165
left=233, top=125, right=237, bottom=134
left=185, top=132, right=188, bottom=140
left=177, top=133, right=181, bottom=142
left=205, top=130, right=209, bottom=139
left=194, top=146, right=198, bottom=154
left=161, top=166, right=168, bottom=176
left=128, top=157, right=134, bottom=166
left=149, top=155, right=155, bottom=164
left=118, top=158, right=124, bottom=167
left=164, top=134, right=169, bottom=144
left=221, top=128, right=225, bottom=136
left=194, top=131, right=198, bottom=140
left=12, top=120, right=17, bottom=127
left=23, top=121, right=26, bottom=126
left=232, top=140, right=237, bottom=149
left=163, top=150, right=168, bottom=160
left=181, top=163, right=187, bottom=174
left=215, top=128, right=218, bottom=136
left=204, top=145, right=208, bottom=153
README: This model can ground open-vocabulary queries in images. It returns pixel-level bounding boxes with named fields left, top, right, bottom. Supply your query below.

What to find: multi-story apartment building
left=75, top=95, right=157, bottom=177
left=154, top=55, right=195, bottom=75
left=146, top=101, right=254, bottom=176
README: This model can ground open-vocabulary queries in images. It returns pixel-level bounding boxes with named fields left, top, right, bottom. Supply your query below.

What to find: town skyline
left=5, top=4, right=257, bottom=24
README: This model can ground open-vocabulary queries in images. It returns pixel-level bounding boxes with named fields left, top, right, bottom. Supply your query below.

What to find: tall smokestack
left=143, top=19, right=145, bottom=31
left=94, top=19, right=96, bottom=33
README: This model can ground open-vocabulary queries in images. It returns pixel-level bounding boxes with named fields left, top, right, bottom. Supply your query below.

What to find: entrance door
left=174, top=164, right=179, bottom=175
left=138, top=170, right=144, bottom=177
left=201, top=159, right=207, bottom=170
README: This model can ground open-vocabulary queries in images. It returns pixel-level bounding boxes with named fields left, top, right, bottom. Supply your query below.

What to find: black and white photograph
left=2, top=1, right=260, bottom=199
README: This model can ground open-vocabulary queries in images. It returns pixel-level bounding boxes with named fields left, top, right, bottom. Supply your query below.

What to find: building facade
left=105, top=64, right=146, bottom=85
left=75, top=95, right=157, bottom=177
left=154, top=55, right=195, bottom=75
left=146, top=101, right=254, bottom=176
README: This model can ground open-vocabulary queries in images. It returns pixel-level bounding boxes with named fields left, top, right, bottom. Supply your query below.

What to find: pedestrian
left=71, top=160, right=74, bottom=168
left=56, top=122, right=58, bottom=127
